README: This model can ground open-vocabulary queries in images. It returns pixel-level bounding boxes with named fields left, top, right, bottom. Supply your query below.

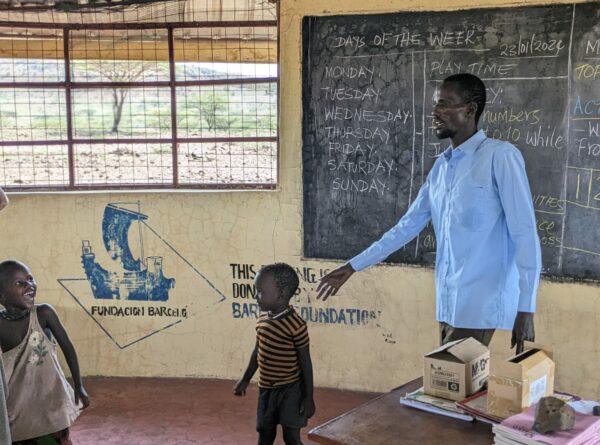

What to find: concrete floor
left=70, top=377, right=379, bottom=445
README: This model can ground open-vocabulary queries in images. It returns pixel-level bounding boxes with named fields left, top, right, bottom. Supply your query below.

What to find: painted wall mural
left=58, top=202, right=227, bottom=349
left=229, top=262, right=396, bottom=344
left=57, top=202, right=396, bottom=349
left=82, top=204, right=175, bottom=302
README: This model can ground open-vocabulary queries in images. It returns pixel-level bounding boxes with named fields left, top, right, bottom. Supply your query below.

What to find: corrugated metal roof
left=0, top=0, right=276, bottom=25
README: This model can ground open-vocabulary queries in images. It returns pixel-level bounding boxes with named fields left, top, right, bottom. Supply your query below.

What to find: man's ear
left=467, top=102, right=478, bottom=118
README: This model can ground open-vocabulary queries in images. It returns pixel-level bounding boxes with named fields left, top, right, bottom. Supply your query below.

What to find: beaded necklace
left=0, top=309, right=30, bottom=321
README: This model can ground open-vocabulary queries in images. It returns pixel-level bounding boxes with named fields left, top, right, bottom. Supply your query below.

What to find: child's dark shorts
left=256, top=380, right=307, bottom=431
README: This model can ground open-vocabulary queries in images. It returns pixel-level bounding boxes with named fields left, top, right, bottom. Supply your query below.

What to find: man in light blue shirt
left=317, top=74, right=541, bottom=352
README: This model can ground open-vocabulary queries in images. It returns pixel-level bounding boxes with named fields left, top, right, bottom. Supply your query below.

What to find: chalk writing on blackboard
left=302, top=3, right=600, bottom=281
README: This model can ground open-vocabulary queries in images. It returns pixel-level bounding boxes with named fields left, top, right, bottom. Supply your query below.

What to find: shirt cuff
left=349, top=255, right=370, bottom=272
left=517, top=294, right=536, bottom=313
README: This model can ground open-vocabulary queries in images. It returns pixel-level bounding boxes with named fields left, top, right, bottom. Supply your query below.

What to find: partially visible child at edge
left=0, top=260, right=89, bottom=445
left=0, top=187, right=10, bottom=445
left=234, top=263, right=315, bottom=445
left=0, top=188, right=8, bottom=212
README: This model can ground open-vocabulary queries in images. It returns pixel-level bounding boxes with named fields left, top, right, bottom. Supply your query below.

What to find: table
left=308, top=378, right=493, bottom=445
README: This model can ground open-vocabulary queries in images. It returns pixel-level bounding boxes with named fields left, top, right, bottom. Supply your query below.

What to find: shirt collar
left=268, top=305, right=293, bottom=320
left=443, top=129, right=486, bottom=160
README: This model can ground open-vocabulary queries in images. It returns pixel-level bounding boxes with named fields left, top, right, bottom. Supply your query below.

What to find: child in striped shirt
left=234, top=263, right=315, bottom=445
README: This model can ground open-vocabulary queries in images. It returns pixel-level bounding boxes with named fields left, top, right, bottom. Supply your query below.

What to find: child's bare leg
left=257, top=426, right=277, bottom=445
left=52, top=428, right=73, bottom=445
left=282, top=426, right=302, bottom=445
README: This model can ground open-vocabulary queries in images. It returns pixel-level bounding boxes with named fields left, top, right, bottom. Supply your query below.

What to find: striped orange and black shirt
left=256, top=307, right=309, bottom=388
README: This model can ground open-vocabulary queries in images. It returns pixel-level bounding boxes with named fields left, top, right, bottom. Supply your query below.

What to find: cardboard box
left=423, top=337, right=490, bottom=401
left=487, top=348, right=555, bottom=419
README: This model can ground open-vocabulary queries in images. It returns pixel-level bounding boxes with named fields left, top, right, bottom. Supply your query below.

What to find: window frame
left=0, top=19, right=279, bottom=192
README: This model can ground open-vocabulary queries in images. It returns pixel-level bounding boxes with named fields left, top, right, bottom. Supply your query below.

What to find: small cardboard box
left=423, top=337, right=490, bottom=401
left=487, top=348, right=555, bottom=419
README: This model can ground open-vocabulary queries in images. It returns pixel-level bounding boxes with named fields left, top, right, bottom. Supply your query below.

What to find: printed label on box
left=429, top=365, right=460, bottom=392
left=471, top=357, right=490, bottom=377
left=529, top=375, right=548, bottom=405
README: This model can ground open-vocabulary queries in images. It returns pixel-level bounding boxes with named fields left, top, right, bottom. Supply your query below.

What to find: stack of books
left=399, top=387, right=474, bottom=422
left=493, top=405, right=600, bottom=445
left=457, top=391, right=580, bottom=426
left=456, top=390, right=504, bottom=424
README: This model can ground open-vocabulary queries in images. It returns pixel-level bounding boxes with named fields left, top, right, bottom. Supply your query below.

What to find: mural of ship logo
left=58, top=201, right=227, bottom=349
left=81, top=204, right=175, bottom=301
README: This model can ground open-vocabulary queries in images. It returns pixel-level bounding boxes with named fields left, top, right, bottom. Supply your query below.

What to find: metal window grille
left=0, top=0, right=278, bottom=191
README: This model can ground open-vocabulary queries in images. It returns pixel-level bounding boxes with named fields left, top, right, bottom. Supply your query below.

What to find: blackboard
left=302, top=3, right=600, bottom=280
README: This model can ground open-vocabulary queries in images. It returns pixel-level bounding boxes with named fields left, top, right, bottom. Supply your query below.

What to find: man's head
left=255, top=263, right=299, bottom=312
left=0, top=260, right=36, bottom=311
left=432, top=73, right=486, bottom=146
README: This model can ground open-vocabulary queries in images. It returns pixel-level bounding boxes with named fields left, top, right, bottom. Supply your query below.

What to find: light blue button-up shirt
left=350, top=130, right=541, bottom=330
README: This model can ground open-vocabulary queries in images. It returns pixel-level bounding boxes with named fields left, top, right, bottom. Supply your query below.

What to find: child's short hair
left=0, top=260, right=27, bottom=292
left=259, top=263, right=299, bottom=300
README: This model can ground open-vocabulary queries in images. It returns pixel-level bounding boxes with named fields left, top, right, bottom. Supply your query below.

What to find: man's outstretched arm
left=317, top=174, right=434, bottom=301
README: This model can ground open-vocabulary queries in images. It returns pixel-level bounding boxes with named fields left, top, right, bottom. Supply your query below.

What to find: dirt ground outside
left=0, top=141, right=277, bottom=187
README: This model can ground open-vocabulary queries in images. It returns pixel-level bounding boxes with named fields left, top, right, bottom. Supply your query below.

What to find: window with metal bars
left=0, top=19, right=278, bottom=191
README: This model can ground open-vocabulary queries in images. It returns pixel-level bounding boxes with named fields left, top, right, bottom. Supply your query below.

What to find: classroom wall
left=1, top=0, right=600, bottom=398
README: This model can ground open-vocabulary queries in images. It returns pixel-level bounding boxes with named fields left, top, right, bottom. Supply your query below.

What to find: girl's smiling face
left=0, top=266, right=37, bottom=312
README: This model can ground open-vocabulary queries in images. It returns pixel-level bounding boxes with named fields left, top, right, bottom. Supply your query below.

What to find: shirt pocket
left=456, top=185, right=499, bottom=232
